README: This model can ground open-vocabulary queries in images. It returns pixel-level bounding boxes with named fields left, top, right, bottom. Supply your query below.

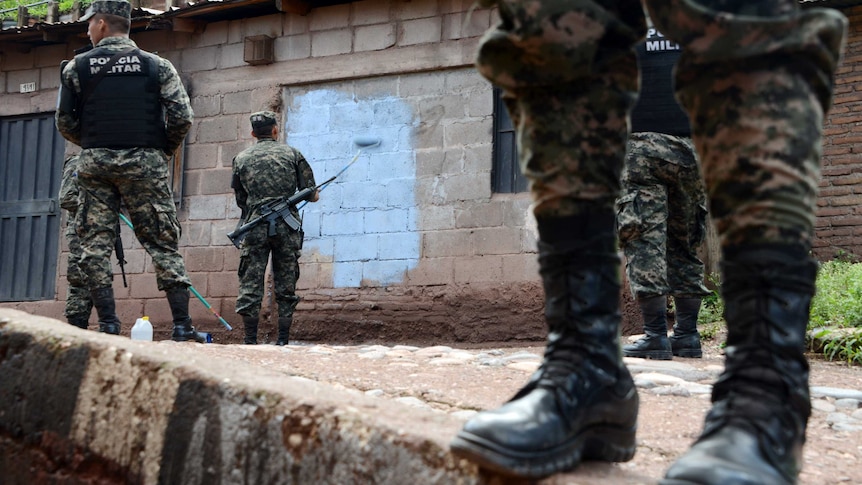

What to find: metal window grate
left=490, top=87, right=527, bottom=194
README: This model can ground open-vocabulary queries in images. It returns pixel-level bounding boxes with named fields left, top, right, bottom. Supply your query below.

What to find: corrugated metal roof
left=0, top=0, right=355, bottom=45
left=2, top=0, right=860, bottom=46
left=801, top=0, right=862, bottom=8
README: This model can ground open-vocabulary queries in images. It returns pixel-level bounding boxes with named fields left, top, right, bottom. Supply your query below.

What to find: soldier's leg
left=618, top=133, right=673, bottom=360
left=236, top=226, right=270, bottom=345
left=120, top=176, right=203, bottom=342
left=65, top=217, right=94, bottom=329
left=65, top=287, right=92, bottom=329
left=121, top=176, right=191, bottom=291
left=663, top=137, right=709, bottom=358
left=270, top=226, right=301, bottom=346
left=449, top=0, right=646, bottom=479
left=76, top=170, right=122, bottom=335
left=643, top=0, right=847, bottom=483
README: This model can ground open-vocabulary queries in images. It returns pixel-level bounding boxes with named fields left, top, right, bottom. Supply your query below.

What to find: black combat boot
left=670, top=298, right=702, bottom=358
left=623, top=295, right=672, bottom=360
left=275, top=316, right=292, bottom=346
left=450, top=213, right=638, bottom=480
left=67, top=314, right=90, bottom=330
left=90, top=287, right=121, bottom=335
left=243, top=315, right=259, bottom=345
left=662, top=247, right=816, bottom=485
left=166, top=287, right=207, bottom=343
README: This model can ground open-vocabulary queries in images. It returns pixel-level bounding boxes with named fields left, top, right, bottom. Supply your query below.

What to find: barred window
left=491, top=87, right=528, bottom=194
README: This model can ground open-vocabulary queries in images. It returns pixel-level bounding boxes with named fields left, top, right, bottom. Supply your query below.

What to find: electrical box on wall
left=244, top=35, right=274, bottom=66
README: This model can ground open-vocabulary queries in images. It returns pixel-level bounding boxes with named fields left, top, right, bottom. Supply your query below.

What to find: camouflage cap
left=250, top=111, right=278, bottom=132
left=80, top=0, right=132, bottom=21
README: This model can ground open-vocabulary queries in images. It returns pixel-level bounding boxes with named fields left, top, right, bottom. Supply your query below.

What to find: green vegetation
left=697, top=273, right=723, bottom=325
left=1, top=0, right=92, bottom=20
left=815, top=328, right=862, bottom=365
left=696, top=273, right=724, bottom=343
left=810, top=253, right=862, bottom=327
left=810, top=253, right=862, bottom=364
left=698, top=254, right=862, bottom=365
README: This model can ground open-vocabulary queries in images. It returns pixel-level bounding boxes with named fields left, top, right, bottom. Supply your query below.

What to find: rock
left=812, top=399, right=837, bottom=413
left=811, top=387, right=862, bottom=401
left=507, top=361, right=540, bottom=372
left=832, top=423, right=862, bottom=433
left=648, top=385, right=691, bottom=397
left=502, top=352, right=541, bottom=362
left=827, top=412, right=853, bottom=425
left=835, top=398, right=861, bottom=410
left=395, top=396, right=433, bottom=410
left=634, top=372, right=685, bottom=386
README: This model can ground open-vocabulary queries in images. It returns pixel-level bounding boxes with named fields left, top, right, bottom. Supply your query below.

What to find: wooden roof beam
left=275, top=0, right=311, bottom=15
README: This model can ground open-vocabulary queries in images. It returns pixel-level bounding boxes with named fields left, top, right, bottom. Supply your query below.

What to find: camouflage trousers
left=617, top=133, right=710, bottom=300
left=236, top=221, right=303, bottom=319
left=478, top=0, right=846, bottom=252
left=75, top=148, right=191, bottom=291
left=63, top=211, right=94, bottom=319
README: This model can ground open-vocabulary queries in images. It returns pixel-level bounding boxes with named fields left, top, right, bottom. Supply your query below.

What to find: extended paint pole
left=297, top=136, right=381, bottom=210
left=118, top=212, right=233, bottom=331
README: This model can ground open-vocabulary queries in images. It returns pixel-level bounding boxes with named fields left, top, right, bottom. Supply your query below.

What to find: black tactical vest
left=630, top=29, right=691, bottom=137
left=76, top=47, right=168, bottom=149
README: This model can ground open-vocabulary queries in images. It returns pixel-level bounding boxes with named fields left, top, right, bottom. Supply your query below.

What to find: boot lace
left=705, top=262, right=813, bottom=457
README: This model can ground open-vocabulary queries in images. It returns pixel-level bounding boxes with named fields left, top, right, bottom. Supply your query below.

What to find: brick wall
left=817, top=5, right=862, bottom=260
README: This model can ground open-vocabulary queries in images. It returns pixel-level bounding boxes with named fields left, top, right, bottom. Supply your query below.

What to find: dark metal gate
left=0, top=113, right=65, bottom=301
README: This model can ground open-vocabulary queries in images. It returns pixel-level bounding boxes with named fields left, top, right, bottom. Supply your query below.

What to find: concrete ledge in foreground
left=0, top=309, right=480, bottom=484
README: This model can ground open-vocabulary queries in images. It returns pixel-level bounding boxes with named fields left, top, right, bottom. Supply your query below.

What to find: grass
left=697, top=272, right=724, bottom=343
left=698, top=254, right=862, bottom=365
left=810, top=253, right=862, bottom=364
left=810, top=253, right=862, bottom=328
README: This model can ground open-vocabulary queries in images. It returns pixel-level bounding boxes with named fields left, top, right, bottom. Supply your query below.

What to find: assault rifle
left=227, top=175, right=335, bottom=249
left=114, top=220, right=127, bottom=287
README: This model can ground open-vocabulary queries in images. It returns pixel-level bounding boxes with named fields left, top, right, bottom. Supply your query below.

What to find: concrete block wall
left=0, top=41, right=79, bottom=115
left=282, top=70, right=538, bottom=291
left=131, top=0, right=544, bottom=341
left=0, top=0, right=545, bottom=341
left=5, top=1, right=861, bottom=340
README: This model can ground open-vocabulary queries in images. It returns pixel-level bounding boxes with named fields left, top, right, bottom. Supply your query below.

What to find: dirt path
left=186, top=338, right=862, bottom=484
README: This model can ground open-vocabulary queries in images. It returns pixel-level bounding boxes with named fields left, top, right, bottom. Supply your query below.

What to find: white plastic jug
left=131, top=316, right=153, bottom=341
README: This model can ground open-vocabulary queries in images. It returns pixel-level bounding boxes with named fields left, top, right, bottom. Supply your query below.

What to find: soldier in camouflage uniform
left=55, top=0, right=205, bottom=342
left=59, top=155, right=94, bottom=330
left=618, top=23, right=711, bottom=360
left=450, top=1, right=846, bottom=484
left=232, top=111, right=318, bottom=345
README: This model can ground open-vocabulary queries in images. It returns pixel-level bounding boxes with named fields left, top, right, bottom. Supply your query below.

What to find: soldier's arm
left=296, top=155, right=319, bottom=202
left=231, top=160, right=249, bottom=213
left=55, top=60, right=82, bottom=145
left=159, top=59, right=193, bottom=154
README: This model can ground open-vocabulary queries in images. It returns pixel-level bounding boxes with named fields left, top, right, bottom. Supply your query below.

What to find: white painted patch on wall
left=285, top=89, right=420, bottom=288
